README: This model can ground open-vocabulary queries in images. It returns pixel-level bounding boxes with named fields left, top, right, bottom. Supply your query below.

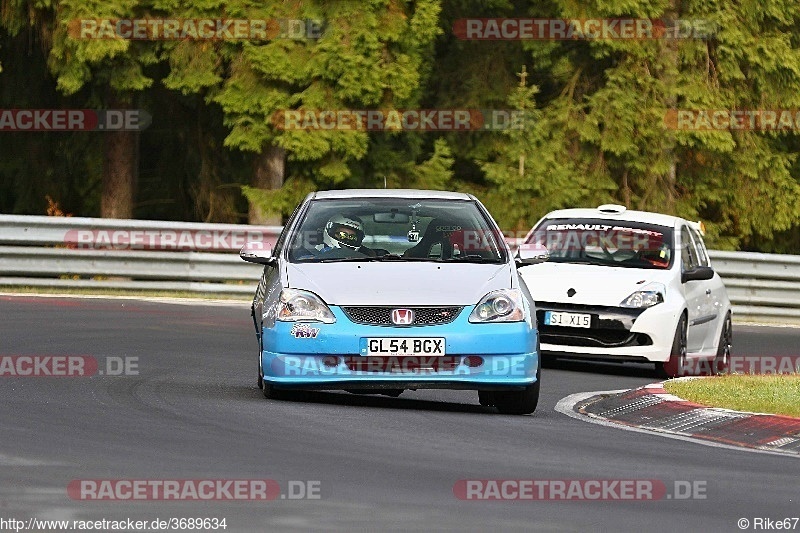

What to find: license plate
left=366, top=338, right=446, bottom=356
left=544, top=311, right=591, bottom=328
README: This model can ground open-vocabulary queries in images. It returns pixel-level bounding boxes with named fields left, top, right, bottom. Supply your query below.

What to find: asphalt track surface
left=1, top=295, right=798, bottom=532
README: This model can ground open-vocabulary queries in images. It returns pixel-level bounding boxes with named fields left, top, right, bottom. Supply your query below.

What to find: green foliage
left=2, top=0, right=800, bottom=251
left=48, top=0, right=156, bottom=96
left=477, top=0, right=800, bottom=248
left=242, top=178, right=316, bottom=219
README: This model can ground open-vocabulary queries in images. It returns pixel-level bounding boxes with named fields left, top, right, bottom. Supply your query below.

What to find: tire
left=493, top=381, right=540, bottom=415
left=492, top=355, right=541, bottom=415
left=712, top=312, right=732, bottom=375
left=657, top=314, right=688, bottom=378
left=259, top=354, right=291, bottom=400
left=257, top=334, right=265, bottom=389
left=478, top=391, right=494, bottom=407
left=262, top=380, right=288, bottom=400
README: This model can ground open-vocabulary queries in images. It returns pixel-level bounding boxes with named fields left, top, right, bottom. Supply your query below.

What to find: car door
left=687, top=225, right=723, bottom=351
left=253, top=202, right=301, bottom=336
left=679, top=225, right=709, bottom=354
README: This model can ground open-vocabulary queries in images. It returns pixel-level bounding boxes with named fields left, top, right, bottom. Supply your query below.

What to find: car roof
left=312, top=189, right=473, bottom=201
left=541, top=206, right=684, bottom=228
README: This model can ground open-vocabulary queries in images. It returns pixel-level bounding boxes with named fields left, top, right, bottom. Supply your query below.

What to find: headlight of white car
left=469, top=289, right=525, bottom=323
left=276, top=289, right=336, bottom=323
left=620, top=283, right=666, bottom=309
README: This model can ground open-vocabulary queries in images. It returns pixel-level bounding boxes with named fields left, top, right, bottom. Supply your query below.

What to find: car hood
left=518, top=262, right=673, bottom=306
left=285, top=262, right=512, bottom=306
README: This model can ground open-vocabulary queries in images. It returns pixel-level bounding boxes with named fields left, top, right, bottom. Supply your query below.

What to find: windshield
left=526, top=218, right=674, bottom=270
left=287, top=197, right=506, bottom=263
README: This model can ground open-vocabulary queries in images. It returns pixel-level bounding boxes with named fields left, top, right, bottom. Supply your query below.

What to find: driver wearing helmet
left=314, top=214, right=373, bottom=255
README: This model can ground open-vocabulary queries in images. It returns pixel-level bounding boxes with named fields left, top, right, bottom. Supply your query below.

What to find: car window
left=286, top=197, right=506, bottom=263
left=680, top=225, right=700, bottom=271
left=272, top=202, right=303, bottom=257
left=687, top=226, right=710, bottom=267
left=526, top=218, right=673, bottom=270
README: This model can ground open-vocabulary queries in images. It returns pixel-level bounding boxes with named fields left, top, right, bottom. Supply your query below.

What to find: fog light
left=464, top=356, right=483, bottom=368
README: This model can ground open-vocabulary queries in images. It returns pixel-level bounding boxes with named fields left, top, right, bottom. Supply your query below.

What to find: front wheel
left=492, top=381, right=540, bottom=415
left=657, top=314, right=687, bottom=378
left=262, top=380, right=285, bottom=399
left=712, top=312, right=732, bottom=375
left=478, top=391, right=495, bottom=407
left=491, top=352, right=541, bottom=415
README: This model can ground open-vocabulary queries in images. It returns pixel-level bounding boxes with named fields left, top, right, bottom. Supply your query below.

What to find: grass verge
left=663, top=374, right=800, bottom=418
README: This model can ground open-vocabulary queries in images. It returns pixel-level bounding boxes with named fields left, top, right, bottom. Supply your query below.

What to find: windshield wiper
left=317, top=254, right=430, bottom=263
left=441, top=255, right=498, bottom=263
left=315, top=257, right=375, bottom=263
left=369, top=254, right=445, bottom=262
left=551, top=258, right=617, bottom=267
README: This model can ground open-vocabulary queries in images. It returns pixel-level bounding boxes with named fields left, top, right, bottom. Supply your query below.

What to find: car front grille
left=535, top=302, right=650, bottom=348
left=342, top=306, right=463, bottom=327
left=539, top=327, right=653, bottom=348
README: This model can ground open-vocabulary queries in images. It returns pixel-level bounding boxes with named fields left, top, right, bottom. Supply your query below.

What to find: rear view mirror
left=374, top=212, right=410, bottom=223
left=240, top=241, right=275, bottom=264
left=516, top=243, right=549, bottom=266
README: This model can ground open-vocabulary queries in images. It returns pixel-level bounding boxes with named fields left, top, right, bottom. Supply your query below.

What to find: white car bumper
left=537, top=301, right=683, bottom=363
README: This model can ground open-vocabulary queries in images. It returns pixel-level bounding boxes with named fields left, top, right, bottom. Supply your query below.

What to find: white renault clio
left=517, top=204, right=732, bottom=377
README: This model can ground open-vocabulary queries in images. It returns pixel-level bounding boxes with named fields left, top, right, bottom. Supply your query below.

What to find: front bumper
left=536, top=301, right=681, bottom=362
left=261, top=306, right=539, bottom=389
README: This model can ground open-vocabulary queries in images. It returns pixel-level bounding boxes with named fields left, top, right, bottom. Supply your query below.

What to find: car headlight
left=469, top=289, right=525, bottom=323
left=620, top=283, right=665, bottom=308
left=276, top=289, right=336, bottom=323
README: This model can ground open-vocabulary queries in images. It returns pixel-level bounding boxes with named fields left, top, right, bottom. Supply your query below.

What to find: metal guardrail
left=0, top=215, right=277, bottom=295
left=0, top=214, right=281, bottom=250
left=0, top=215, right=798, bottom=323
left=707, top=251, right=800, bottom=324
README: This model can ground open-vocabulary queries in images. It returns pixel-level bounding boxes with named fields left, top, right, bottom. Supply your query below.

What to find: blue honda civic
left=240, top=189, right=547, bottom=414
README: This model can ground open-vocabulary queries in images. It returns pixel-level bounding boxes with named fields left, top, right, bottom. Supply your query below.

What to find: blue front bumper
left=261, top=306, right=539, bottom=390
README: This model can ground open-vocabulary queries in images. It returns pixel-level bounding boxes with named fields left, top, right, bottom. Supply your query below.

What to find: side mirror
left=516, top=243, right=549, bottom=266
left=240, top=241, right=275, bottom=265
left=681, top=265, right=714, bottom=283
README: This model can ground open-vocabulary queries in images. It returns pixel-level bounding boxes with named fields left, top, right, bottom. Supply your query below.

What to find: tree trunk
left=661, top=0, right=681, bottom=213
left=101, top=130, right=139, bottom=219
left=249, top=144, right=285, bottom=225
